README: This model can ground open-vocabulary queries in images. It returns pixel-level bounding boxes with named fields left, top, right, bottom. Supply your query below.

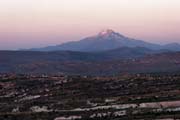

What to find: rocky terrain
left=1, top=73, right=180, bottom=119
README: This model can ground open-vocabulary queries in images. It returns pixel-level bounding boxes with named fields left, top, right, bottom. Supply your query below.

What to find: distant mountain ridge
left=0, top=50, right=180, bottom=75
left=28, top=29, right=180, bottom=52
left=0, top=46, right=165, bottom=64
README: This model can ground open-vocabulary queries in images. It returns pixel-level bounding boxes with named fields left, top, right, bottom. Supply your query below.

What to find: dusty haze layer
left=0, top=0, right=180, bottom=50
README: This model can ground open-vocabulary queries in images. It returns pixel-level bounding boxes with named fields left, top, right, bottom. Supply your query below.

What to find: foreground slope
left=1, top=74, right=180, bottom=119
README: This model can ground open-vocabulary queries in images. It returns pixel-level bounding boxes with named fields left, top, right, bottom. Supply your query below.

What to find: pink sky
left=0, top=0, right=180, bottom=50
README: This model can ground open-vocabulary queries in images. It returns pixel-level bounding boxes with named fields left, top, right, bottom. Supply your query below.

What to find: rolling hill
left=0, top=49, right=179, bottom=75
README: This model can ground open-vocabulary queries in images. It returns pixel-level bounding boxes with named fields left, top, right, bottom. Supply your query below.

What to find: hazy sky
left=0, top=0, right=180, bottom=50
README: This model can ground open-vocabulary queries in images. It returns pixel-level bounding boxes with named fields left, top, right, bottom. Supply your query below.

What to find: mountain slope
left=163, top=43, right=180, bottom=51
left=30, top=29, right=162, bottom=52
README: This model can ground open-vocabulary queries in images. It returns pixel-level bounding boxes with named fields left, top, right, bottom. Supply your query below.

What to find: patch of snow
left=114, top=110, right=126, bottom=116
left=139, top=100, right=180, bottom=109
left=54, top=116, right=82, bottom=120
left=30, top=106, right=51, bottom=112
left=12, top=107, right=19, bottom=113
left=87, top=100, right=97, bottom=107
left=105, top=98, right=116, bottom=103
left=19, top=95, right=40, bottom=101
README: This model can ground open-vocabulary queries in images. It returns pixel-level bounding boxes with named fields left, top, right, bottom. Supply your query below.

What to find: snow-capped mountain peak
left=97, top=29, right=124, bottom=38
left=99, top=29, right=114, bottom=35
left=27, top=29, right=178, bottom=52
